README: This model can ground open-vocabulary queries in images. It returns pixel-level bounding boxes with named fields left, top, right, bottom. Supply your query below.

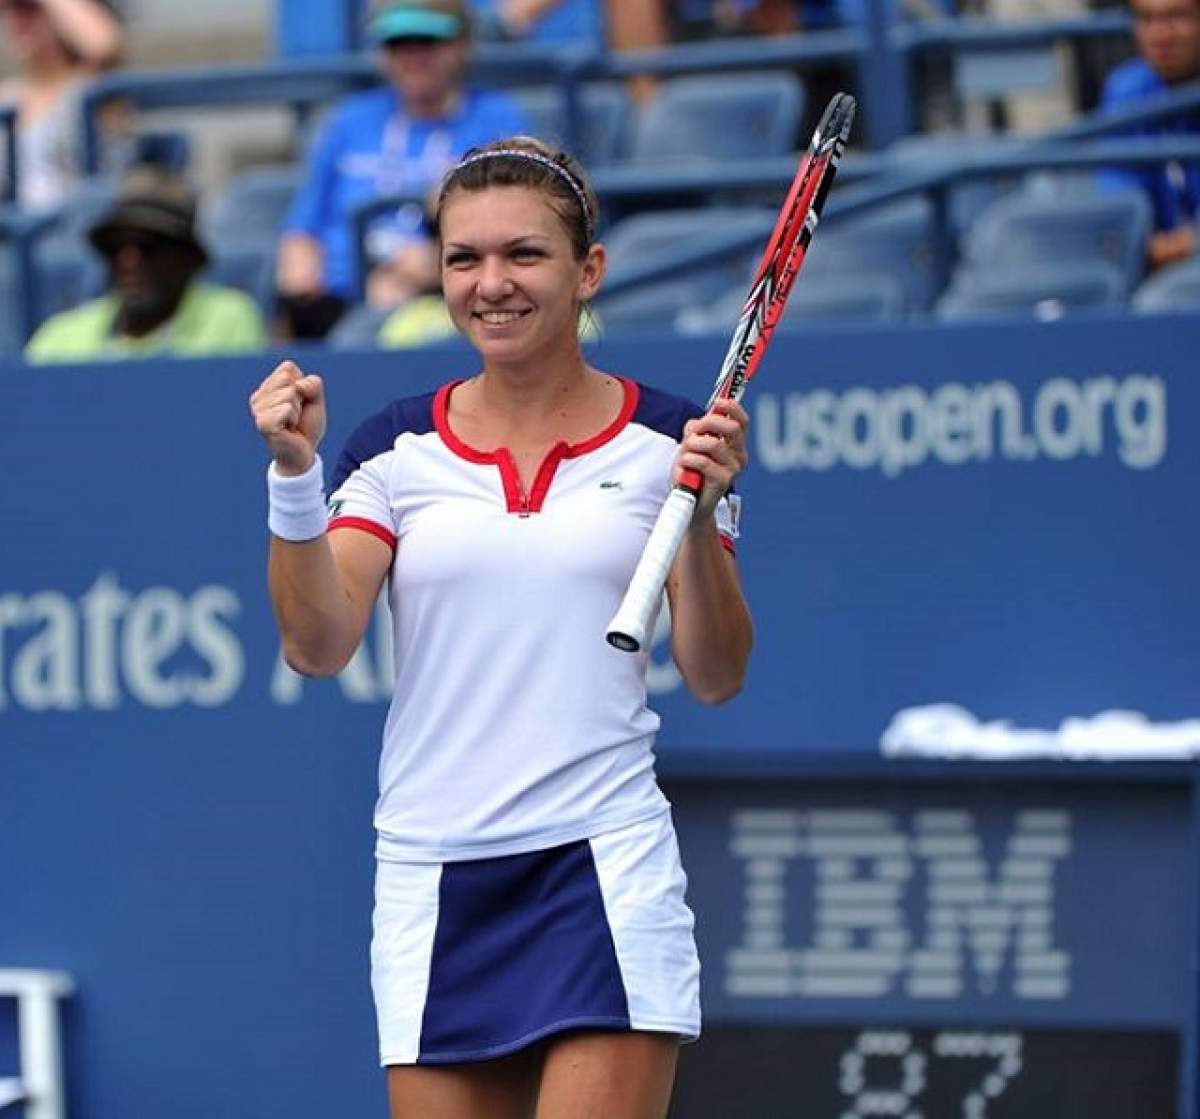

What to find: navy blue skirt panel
left=418, top=839, right=631, bottom=1063
left=371, top=810, right=701, bottom=1067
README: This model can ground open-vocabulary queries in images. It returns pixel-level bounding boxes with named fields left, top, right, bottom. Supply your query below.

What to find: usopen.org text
left=754, top=374, right=1165, bottom=478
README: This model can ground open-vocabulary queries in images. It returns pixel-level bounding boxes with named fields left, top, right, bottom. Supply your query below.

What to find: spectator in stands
left=1099, top=0, right=1200, bottom=268
left=469, top=0, right=606, bottom=47
left=25, top=163, right=265, bottom=362
left=275, top=0, right=529, bottom=340
left=0, top=0, right=124, bottom=211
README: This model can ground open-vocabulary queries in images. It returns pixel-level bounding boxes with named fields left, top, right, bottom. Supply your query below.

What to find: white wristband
left=267, top=456, right=328, bottom=542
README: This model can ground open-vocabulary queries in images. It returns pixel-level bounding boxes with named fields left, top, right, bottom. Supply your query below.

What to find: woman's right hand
left=249, top=360, right=327, bottom=475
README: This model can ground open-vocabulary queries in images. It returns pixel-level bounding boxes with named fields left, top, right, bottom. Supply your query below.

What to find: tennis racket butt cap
left=605, top=627, right=644, bottom=653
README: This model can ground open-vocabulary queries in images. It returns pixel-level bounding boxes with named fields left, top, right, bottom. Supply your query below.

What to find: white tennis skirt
left=371, top=809, right=701, bottom=1066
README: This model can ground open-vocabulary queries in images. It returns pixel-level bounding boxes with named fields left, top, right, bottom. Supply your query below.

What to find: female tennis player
left=249, top=135, right=753, bottom=1119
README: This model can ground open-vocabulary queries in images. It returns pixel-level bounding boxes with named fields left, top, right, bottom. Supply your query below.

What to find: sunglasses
left=382, top=35, right=447, bottom=48
left=104, top=233, right=179, bottom=259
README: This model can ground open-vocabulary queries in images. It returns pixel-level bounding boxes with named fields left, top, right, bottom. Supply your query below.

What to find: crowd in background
left=0, top=0, right=1197, bottom=362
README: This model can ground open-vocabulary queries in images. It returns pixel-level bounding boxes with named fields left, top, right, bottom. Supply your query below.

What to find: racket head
left=705, top=91, right=856, bottom=410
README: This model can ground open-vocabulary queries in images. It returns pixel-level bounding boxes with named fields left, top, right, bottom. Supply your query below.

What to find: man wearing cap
left=1098, top=0, right=1200, bottom=269
left=275, top=0, right=529, bottom=339
left=24, top=163, right=266, bottom=362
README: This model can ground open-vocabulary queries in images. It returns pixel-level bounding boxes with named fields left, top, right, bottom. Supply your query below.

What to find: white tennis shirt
left=327, top=378, right=737, bottom=863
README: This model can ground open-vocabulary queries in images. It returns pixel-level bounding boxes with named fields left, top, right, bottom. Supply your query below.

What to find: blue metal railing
left=78, top=42, right=581, bottom=176
left=0, top=207, right=58, bottom=347
left=76, top=10, right=1136, bottom=174
left=592, top=134, right=1200, bottom=307
left=1, top=106, right=17, bottom=207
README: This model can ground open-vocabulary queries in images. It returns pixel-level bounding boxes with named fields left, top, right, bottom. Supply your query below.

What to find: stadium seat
left=327, top=304, right=391, bottom=349
left=0, top=248, right=21, bottom=357
left=199, top=166, right=304, bottom=315
left=804, top=197, right=941, bottom=314
left=201, top=164, right=304, bottom=244
left=934, top=261, right=1127, bottom=321
left=961, top=188, right=1153, bottom=294
left=1132, top=257, right=1200, bottom=313
left=511, top=82, right=632, bottom=166
left=204, top=239, right=277, bottom=313
left=31, top=176, right=119, bottom=318
left=625, top=71, right=805, bottom=164
left=884, top=132, right=1023, bottom=236
left=680, top=273, right=906, bottom=334
left=597, top=206, right=777, bottom=332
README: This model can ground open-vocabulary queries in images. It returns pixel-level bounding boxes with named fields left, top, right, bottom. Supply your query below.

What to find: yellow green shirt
left=377, top=295, right=600, bottom=349
left=25, top=282, right=266, bottom=363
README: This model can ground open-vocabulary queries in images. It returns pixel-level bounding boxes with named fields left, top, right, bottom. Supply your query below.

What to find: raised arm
left=250, top=360, right=392, bottom=677
left=497, top=0, right=569, bottom=35
left=665, top=399, right=754, bottom=705
left=40, top=0, right=124, bottom=68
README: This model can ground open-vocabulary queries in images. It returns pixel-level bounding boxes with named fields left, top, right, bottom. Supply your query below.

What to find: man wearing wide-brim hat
left=25, top=163, right=266, bottom=362
left=275, top=0, right=529, bottom=339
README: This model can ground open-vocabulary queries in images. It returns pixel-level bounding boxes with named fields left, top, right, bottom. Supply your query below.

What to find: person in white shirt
left=0, top=0, right=123, bottom=211
left=250, top=135, right=752, bottom=1119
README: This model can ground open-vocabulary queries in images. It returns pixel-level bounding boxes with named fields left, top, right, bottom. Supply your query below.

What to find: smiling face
left=1132, top=0, right=1200, bottom=82
left=439, top=185, right=605, bottom=371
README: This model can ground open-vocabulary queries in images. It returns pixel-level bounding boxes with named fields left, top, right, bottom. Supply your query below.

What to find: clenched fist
left=249, top=360, right=327, bottom=475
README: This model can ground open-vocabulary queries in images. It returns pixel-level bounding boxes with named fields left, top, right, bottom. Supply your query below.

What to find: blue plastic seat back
left=805, top=197, right=940, bottom=313
left=935, top=260, right=1127, bottom=321
left=884, top=132, right=1023, bottom=235
left=1132, top=257, right=1200, bottom=313
left=204, top=234, right=278, bottom=312
left=0, top=247, right=21, bottom=357
left=31, top=175, right=119, bottom=317
left=511, top=82, right=632, bottom=166
left=627, top=71, right=805, bottom=164
left=600, top=206, right=777, bottom=327
left=328, top=304, right=392, bottom=349
left=683, top=271, right=906, bottom=335
left=963, top=188, right=1152, bottom=293
left=778, top=273, right=907, bottom=324
left=202, top=164, right=305, bottom=244
left=593, top=279, right=715, bottom=334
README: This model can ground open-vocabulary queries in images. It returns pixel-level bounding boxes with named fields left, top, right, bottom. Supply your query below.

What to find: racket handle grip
left=606, top=486, right=698, bottom=653
left=676, top=465, right=703, bottom=492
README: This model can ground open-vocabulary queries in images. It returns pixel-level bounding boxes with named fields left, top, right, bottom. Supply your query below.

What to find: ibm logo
left=725, top=809, right=1072, bottom=1001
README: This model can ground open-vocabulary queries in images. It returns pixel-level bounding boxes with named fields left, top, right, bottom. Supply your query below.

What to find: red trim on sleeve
left=328, top=516, right=397, bottom=551
left=719, top=533, right=737, bottom=557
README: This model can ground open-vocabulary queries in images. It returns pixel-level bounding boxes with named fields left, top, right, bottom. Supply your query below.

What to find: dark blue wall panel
left=2, top=316, right=1198, bottom=1116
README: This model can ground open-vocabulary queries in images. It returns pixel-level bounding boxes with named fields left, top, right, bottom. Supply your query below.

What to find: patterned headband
left=453, top=148, right=595, bottom=243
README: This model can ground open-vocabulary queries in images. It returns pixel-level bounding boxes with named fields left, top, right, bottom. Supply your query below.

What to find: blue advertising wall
left=2, top=315, right=1199, bottom=1116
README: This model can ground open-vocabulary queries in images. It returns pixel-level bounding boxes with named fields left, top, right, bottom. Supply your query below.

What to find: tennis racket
left=605, top=91, right=856, bottom=654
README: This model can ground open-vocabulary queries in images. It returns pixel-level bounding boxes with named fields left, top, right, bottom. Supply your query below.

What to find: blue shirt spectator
left=1096, top=0, right=1200, bottom=270
left=275, top=0, right=528, bottom=339
left=283, top=83, right=527, bottom=298
left=1098, top=58, right=1200, bottom=232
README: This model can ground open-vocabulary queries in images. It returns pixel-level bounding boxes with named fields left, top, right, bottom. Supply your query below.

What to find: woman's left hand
left=674, top=397, right=750, bottom=523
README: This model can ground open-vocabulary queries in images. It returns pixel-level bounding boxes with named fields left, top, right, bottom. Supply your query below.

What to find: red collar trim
left=433, top=378, right=639, bottom=513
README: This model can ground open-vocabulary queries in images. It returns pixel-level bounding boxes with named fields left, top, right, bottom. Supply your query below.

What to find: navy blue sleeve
left=330, top=391, right=437, bottom=493
left=631, top=381, right=704, bottom=443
